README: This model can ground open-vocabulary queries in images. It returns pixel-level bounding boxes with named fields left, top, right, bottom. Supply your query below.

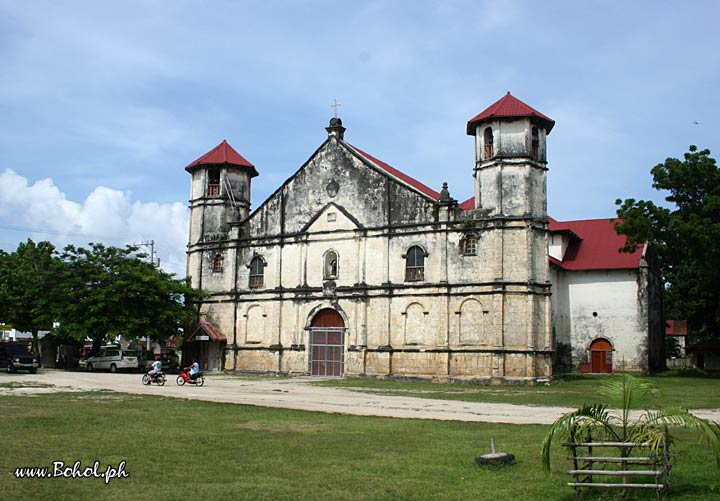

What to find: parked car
left=84, top=348, right=139, bottom=372
left=0, top=342, right=39, bottom=373
left=161, top=350, right=180, bottom=372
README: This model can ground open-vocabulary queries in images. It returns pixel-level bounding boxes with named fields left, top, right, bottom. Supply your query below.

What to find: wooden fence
left=564, top=439, right=670, bottom=500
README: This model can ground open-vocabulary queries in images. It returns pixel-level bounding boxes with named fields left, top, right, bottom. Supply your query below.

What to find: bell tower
left=465, top=93, right=555, bottom=381
left=467, top=91, right=554, bottom=218
left=185, top=139, right=258, bottom=288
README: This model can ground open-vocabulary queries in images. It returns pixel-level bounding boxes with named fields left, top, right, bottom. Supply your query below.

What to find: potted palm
left=541, top=373, right=720, bottom=495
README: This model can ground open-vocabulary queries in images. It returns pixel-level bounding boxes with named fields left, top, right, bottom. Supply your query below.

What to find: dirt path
left=2, top=370, right=719, bottom=425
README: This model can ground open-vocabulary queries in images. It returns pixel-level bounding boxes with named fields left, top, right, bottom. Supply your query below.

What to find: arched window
left=484, top=127, right=494, bottom=159
left=212, top=254, right=223, bottom=272
left=460, top=235, right=477, bottom=256
left=249, top=256, right=265, bottom=289
left=324, top=250, right=338, bottom=280
left=531, top=126, right=539, bottom=160
left=405, top=246, right=426, bottom=282
left=207, top=168, right=221, bottom=197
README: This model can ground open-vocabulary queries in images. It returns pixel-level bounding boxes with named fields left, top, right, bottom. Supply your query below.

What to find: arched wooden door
left=309, top=309, right=345, bottom=376
left=590, top=338, right=613, bottom=373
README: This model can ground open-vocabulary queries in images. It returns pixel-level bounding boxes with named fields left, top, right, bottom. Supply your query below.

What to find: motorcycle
left=176, top=368, right=204, bottom=387
left=142, top=370, right=167, bottom=386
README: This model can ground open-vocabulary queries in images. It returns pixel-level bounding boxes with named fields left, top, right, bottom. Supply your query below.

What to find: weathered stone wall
left=550, top=266, right=572, bottom=370
left=474, top=118, right=547, bottom=164
left=188, top=165, right=252, bottom=290
left=188, top=130, right=552, bottom=383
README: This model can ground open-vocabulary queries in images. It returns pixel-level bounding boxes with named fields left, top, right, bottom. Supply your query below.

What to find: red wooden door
left=311, top=309, right=344, bottom=328
left=310, top=309, right=345, bottom=376
left=590, top=339, right=613, bottom=373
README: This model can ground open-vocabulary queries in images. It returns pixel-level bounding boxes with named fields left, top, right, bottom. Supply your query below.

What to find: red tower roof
left=185, top=140, right=258, bottom=178
left=466, top=92, right=555, bottom=135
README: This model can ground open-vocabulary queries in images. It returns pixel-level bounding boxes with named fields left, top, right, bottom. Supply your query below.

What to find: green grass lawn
left=2, top=391, right=719, bottom=500
left=312, top=372, right=720, bottom=409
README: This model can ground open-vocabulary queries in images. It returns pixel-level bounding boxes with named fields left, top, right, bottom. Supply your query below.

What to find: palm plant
left=541, top=372, right=720, bottom=472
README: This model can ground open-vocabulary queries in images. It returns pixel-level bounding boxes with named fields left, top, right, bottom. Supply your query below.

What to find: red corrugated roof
left=665, top=320, right=688, bottom=336
left=459, top=196, right=475, bottom=210
left=549, top=218, right=643, bottom=271
left=349, top=144, right=441, bottom=200
left=437, top=200, right=641, bottom=271
left=187, top=321, right=227, bottom=342
left=466, top=92, right=555, bottom=135
left=185, top=140, right=259, bottom=178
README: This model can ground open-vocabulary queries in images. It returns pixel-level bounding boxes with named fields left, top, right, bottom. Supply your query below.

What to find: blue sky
left=1, top=0, right=718, bottom=276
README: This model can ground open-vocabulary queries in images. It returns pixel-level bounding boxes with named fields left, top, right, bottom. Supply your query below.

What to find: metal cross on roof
left=331, top=99, right=341, bottom=118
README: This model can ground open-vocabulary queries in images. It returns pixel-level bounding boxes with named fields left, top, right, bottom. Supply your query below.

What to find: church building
left=182, top=93, right=664, bottom=382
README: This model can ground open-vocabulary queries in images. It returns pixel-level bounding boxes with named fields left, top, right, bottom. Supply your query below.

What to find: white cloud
left=0, top=0, right=718, bottom=240
left=0, top=169, right=188, bottom=277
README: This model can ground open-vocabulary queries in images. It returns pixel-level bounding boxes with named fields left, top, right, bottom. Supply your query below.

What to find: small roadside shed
left=686, top=339, right=720, bottom=373
left=665, top=319, right=688, bottom=350
left=183, top=321, right=227, bottom=371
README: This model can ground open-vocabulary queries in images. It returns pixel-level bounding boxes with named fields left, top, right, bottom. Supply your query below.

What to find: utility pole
left=134, top=240, right=159, bottom=267
left=133, top=240, right=159, bottom=352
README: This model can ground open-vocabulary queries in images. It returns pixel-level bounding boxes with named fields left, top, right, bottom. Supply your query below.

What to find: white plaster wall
left=565, top=270, right=647, bottom=371
left=548, top=234, right=569, bottom=261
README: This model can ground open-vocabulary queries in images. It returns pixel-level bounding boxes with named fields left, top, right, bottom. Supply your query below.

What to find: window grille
left=405, top=246, right=425, bottom=282
left=207, top=168, right=221, bottom=197
left=461, top=236, right=477, bottom=256
left=249, top=256, right=264, bottom=289
left=484, top=127, right=494, bottom=159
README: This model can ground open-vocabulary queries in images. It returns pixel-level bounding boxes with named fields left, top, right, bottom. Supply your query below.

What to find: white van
left=85, top=348, right=139, bottom=372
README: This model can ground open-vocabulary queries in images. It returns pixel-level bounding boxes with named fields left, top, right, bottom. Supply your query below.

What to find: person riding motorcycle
left=188, top=360, right=200, bottom=382
left=148, top=354, right=163, bottom=382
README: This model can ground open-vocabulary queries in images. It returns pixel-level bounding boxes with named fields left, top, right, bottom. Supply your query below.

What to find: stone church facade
left=183, top=93, right=662, bottom=381
left=184, top=93, right=554, bottom=383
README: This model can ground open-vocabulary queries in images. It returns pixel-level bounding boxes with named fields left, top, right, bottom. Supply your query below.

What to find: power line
left=0, top=223, right=130, bottom=242
left=0, top=224, right=181, bottom=268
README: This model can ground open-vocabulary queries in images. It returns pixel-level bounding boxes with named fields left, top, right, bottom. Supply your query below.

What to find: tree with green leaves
left=0, top=239, right=64, bottom=357
left=615, top=145, right=720, bottom=340
left=56, top=243, right=203, bottom=353
left=541, top=373, right=720, bottom=473
left=0, top=249, right=10, bottom=322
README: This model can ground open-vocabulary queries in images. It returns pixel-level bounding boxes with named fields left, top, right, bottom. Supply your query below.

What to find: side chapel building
left=183, top=93, right=664, bottom=382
